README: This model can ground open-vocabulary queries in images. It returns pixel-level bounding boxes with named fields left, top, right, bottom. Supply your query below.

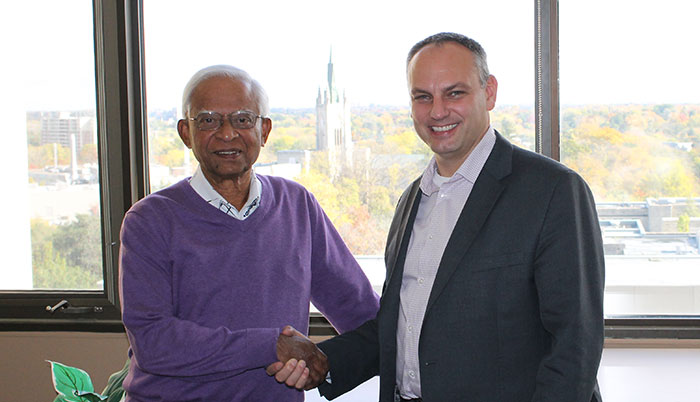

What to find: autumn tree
left=79, top=143, right=98, bottom=165
left=27, top=143, right=70, bottom=170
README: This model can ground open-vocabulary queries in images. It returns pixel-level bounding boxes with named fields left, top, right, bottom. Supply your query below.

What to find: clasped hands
left=266, top=325, right=328, bottom=390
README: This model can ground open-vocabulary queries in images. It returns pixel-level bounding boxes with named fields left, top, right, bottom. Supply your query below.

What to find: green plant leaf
left=75, top=391, right=109, bottom=402
left=47, top=361, right=107, bottom=401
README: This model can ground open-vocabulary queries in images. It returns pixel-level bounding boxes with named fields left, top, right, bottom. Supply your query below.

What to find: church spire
left=327, top=47, right=335, bottom=97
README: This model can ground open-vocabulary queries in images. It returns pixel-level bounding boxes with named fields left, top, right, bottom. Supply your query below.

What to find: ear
left=485, top=75, right=498, bottom=111
left=177, top=119, right=193, bottom=148
left=260, top=117, right=272, bottom=147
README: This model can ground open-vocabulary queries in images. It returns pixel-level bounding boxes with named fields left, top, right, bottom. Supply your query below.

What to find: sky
left=3, top=0, right=699, bottom=112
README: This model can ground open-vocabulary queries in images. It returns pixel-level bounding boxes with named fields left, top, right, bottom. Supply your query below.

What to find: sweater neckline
left=177, top=176, right=271, bottom=231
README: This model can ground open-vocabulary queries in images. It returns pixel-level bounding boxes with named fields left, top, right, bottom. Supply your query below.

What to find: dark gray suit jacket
left=319, top=132, right=605, bottom=402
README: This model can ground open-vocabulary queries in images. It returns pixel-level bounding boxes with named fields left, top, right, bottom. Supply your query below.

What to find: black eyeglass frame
left=186, top=110, right=267, bottom=131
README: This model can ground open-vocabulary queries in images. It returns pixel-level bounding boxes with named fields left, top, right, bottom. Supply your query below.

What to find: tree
left=149, top=126, right=184, bottom=168
left=560, top=104, right=700, bottom=202
left=26, top=119, right=41, bottom=146
left=31, top=219, right=101, bottom=289
left=266, top=134, right=297, bottom=153
left=27, top=143, right=70, bottom=169
left=79, top=143, right=98, bottom=164
left=384, top=129, right=426, bottom=155
left=677, top=214, right=690, bottom=232
left=637, top=160, right=695, bottom=199
left=52, top=214, right=103, bottom=281
left=159, top=148, right=186, bottom=168
left=336, top=205, right=387, bottom=255
left=32, top=241, right=100, bottom=290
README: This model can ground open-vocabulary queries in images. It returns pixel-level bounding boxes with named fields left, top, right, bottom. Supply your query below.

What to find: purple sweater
left=119, top=175, right=379, bottom=401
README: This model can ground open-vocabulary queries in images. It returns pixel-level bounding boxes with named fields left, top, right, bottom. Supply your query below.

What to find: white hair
left=181, top=65, right=270, bottom=118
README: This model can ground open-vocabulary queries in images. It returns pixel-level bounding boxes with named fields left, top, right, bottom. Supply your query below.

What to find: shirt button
left=409, top=371, right=415, bottom=378
left=418, top=278, right=424, bottom=284
left=408, top=325, right=413, bottom=332
left=428, top=234, right=433, bottom=239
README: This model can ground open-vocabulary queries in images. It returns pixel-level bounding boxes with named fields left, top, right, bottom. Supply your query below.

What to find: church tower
left=316, top=49, right=353, bottom=174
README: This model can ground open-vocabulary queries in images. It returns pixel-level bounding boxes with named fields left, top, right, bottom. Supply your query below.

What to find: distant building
left=598, top=197, right=700, bottom=256
left=255, top=161, right=302, bottom=181
left=598, top=197, right=700, bottom=233
left=40, top=111, right=95, bottom=150
left=316, top=50, right=353, bottom=175
left=37, top=111, right=97, bottom=183
left=276, top=150, right=311, bottom=175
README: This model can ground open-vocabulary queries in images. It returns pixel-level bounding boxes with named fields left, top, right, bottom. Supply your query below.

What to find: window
left=142, top=0, right=534, bottom=297
left=0, top=0, right=146, bottom=330
left=560, top=0, right=700, bottom=320
left=3, top=0, right=698, bottom=338
left=5, top=2, right=100, bottom=292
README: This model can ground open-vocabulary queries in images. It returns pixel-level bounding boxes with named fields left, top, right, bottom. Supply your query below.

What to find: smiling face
left=177, top=76, right=271, bottom=188
left=408, top=41, right=498, bottom=176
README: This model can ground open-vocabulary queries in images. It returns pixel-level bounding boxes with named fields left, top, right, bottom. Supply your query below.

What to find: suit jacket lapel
left=384, top=178, right=422, bottom=291
left=425, top=132, right=513, bottom=314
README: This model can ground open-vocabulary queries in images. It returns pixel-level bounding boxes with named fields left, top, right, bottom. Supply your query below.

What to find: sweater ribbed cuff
left=244, top=327, right=281, bottom=368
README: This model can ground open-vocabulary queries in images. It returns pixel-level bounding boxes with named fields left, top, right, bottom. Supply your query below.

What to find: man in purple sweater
left=118, top=65, right=379, bottom=401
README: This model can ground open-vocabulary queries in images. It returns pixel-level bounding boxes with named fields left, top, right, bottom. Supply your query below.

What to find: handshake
left=266, top=326, right=328, bottom=390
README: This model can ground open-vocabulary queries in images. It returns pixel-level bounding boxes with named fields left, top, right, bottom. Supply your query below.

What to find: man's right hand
left=266, top=325, right=328, bottom=390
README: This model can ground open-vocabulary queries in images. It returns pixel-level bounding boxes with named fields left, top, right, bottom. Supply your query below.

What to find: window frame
left=2, top=0, right=699, bottom=339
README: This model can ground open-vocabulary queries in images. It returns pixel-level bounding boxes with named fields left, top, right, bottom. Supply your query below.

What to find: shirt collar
left=420, top=126, right=497, bottom=195
left=189, top=166, right=262, bottom=219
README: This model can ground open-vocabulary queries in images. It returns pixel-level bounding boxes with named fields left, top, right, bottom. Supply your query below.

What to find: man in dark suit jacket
left=270, top=32, right=605, bottom=402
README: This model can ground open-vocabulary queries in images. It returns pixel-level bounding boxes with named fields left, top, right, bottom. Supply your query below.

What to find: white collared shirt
left=189, top=166, right=262, bottom=220
left=395, top=126, right=496, bottom=398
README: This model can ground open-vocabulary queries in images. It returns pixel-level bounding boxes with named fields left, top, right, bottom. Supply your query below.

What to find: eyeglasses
left=187, top=110, right=265, bottom=131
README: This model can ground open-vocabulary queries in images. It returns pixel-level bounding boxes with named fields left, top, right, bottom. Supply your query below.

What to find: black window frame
left=2, top=0, right=699, bottom=340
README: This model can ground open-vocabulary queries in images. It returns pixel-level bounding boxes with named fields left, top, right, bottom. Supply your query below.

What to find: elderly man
left=118, top=65, right=379, bottom=402
left=272, top=32, right=605, bottom=402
